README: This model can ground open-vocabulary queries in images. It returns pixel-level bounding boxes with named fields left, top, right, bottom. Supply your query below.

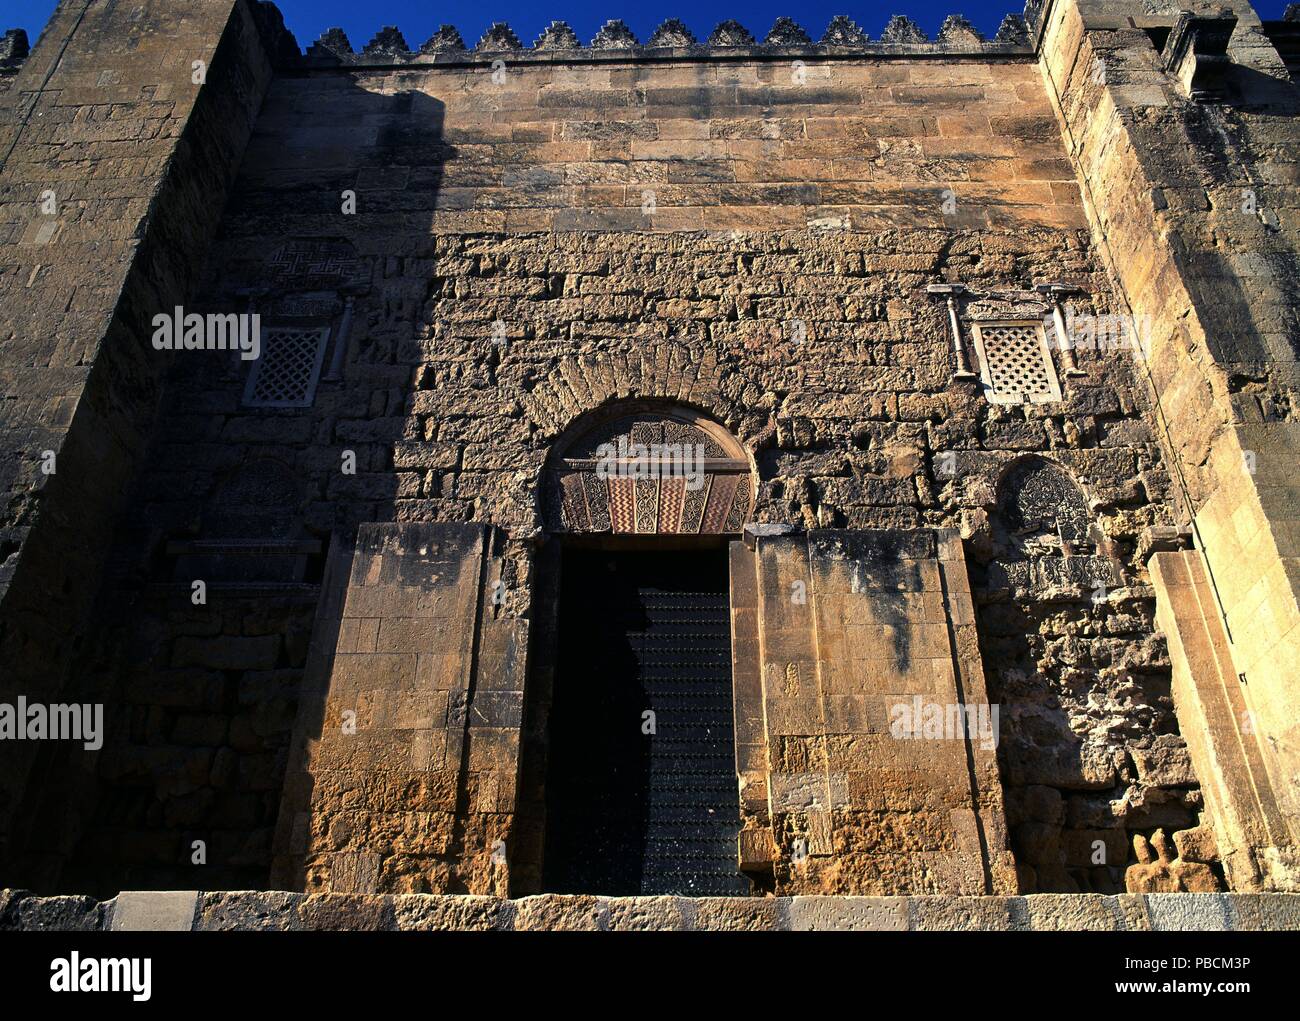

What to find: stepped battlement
left=299, top=12, right=1039, bottom=66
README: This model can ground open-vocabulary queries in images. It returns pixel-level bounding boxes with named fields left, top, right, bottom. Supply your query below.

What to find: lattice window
left=242, top=325, right=330, bottom=408
left=970, top=321, right=1062, bottom=405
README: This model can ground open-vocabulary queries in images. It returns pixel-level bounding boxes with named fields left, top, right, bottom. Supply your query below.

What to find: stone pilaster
left=1151, top=550, right=1298, bottom=890
left=273, top=522, right=528, bottom=895
left=735, top=528, right=1017, bottom=894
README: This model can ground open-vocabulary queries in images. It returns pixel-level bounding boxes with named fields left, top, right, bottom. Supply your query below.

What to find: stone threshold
left=3, top=890, right=1298, bottom=931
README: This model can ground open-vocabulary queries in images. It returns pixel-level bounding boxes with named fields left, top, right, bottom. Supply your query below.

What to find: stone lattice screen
left=970, top=321, right=1063, bottom=404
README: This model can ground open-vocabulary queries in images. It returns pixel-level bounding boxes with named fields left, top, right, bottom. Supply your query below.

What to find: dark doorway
left=542, top=546, right=749, bottom=896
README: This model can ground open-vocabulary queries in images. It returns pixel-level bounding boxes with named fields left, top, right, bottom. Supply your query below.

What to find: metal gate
left=542, top=548, right=749, bottom=896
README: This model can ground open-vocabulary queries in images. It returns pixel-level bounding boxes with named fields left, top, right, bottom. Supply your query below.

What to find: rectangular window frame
left=242, top=323, right=332, bottom=409
left=970, top=320, right=1063, bottom=406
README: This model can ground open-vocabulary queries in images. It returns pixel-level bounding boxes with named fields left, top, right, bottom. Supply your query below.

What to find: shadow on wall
left=1175, top=68, right=1300, bottom=364
left=5, top=83, right=449, bottom=896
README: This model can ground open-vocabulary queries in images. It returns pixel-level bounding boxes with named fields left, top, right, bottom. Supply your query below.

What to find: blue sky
left=7, top=1, right=1293, bottom=49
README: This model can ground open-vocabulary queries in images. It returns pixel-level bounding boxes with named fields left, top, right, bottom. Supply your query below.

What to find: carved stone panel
left=546, top=406, right=752, bottom=535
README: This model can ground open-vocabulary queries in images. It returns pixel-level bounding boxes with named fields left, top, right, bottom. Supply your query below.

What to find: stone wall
left=69, top=217, right=1205, bottom=894
left=727, top=528, right=1017, bottom=894
left=1040, top=0, right=1300, bottom=889
left=9, top=1, right=1298, bottom=899
left=270, top=521, right=528, bottom=897
left=236, top=47, right=1083, bottom=233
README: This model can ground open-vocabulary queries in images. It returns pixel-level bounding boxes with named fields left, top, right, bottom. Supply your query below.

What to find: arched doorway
left=521, top=403, right=755, bottom=896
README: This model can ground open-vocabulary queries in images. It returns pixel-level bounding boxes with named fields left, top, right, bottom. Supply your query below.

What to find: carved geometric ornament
left=243, top=325, right=330, bottom=408
left=1000, top=456, right=1090, bottom=544
left=266, top=237, right=361, bottom=292
left=971, top=321, right=1062, bottom=405
left=546, top=405, right=753, bottom=535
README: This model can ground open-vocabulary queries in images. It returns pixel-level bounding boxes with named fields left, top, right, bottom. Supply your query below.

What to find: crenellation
left=765, top=17, right=813, bottom=47
left=476, top=22, right=524, bottom=53
left=647, top=19, right=699, bottom=48
left=421, top=25, right=467, bottom=54
left=0, top=28, right=28, bottom=103
left=820, top=16, right=871, bottom=47
left=881, top=16, right=930, bottom=44
left=708, top=21, right=758, bottom=48
left=996, top=14, right=1033, bottom=45
left=363, top=26, right=410, bottom=56
left=534, top=22, right=582, bottom=51
left=0, top=27, right=28, bottom=69
left=296, top=16, right=1039, bottom=69
left=312, top=27, right=352, bottom=55
left=939, top=15, right=985, bottom=45
left=590, top=19, right=639, bottom=50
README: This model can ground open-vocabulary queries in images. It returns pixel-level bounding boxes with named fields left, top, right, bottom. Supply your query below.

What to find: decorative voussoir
left=534, top=21, right=582, bottom=50
left=421, top=25, right=466, bottom=54
left=880, top=15, right=928, bottom=44
left=591, top=20, right=639, bottom=49
left=476, top=22, right=523, bottom=52
left=647, top=18, right=698, bottom=48
left=764, top=17, right=812, bottom=47
left=708, top=20, right=756, bottom=47
left=820, top=15, right=869, bottom=46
